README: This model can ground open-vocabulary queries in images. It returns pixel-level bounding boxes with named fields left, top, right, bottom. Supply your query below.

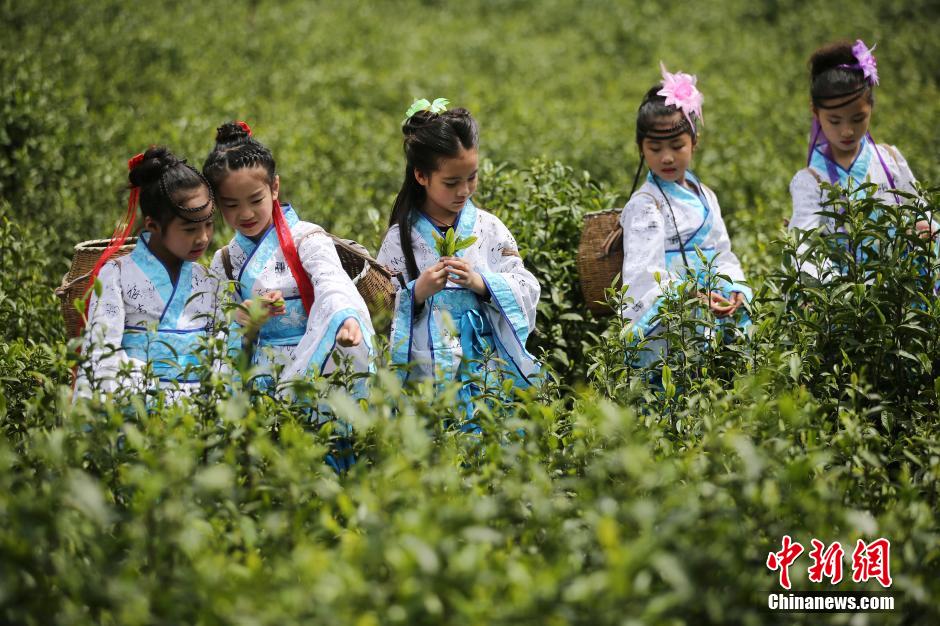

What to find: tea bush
left=478, top=159, right=619, bottom=377
left=2, top=186, right=939, bottom=625
left=3, top=0, right=940, bottom=623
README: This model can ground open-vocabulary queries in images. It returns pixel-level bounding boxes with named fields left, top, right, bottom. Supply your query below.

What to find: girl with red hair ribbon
left=77, top=146, right=218, bottom=397
left=203, top=121, right=373, bottom=408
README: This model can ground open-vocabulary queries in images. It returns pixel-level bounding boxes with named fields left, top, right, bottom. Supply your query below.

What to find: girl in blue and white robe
left=789, top=138, right=924, bottom=278
left=210, top=203, right=374, bottom=392
left=377, top=200, right=540, bottom=412
left=78, top=147, right=220, bottom=398
left=79, top=233, right=219, bottom=396
left=620, top=172, right=752, bottom=365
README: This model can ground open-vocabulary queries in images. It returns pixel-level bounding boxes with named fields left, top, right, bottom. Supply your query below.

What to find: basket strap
left=597, top=191, right=665, bottom=258
left=882, top=144, right=903, bottom=172
left=221, top=246, right=234, bottom=281
left=55, top=271, right=93, bottom=297
left=329, top=235, right=370, bottom=257
left=501, top=248, right=521, bottom=258
left=600, top=226, right=623, bottom=257
left=634, top=191, right=662, bottom=210
left=802, top=167, right=823, bottom=184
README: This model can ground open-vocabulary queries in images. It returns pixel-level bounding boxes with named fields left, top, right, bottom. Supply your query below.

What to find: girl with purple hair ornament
left=619, top=64, right=752, bottom=367
left=789, top=39, right=933, bottom=279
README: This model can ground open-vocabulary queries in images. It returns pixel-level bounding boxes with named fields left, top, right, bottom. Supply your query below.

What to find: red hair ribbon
left=77, top=152, right=145, bottom=335
left=272, top=199, right=315, bottom=314
left=237, top=121, right=252, bottom=136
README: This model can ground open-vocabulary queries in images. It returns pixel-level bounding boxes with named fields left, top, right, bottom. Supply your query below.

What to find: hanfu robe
left=620, top=172, right=752, bottom=365
left=377, top=200, right=540, bottom=417
left=209, top=203, right=374, bottom=394
left=77, top=231, right=219, bottom=396
left=789, top=138, right=923, bottom=279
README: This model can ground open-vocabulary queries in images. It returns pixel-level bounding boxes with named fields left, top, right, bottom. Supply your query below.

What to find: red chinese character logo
left=767, top=535, right=804, bottom=589
left=851, top=538, right=892, bottom=587
left=807, top=539, right=844, bottom=584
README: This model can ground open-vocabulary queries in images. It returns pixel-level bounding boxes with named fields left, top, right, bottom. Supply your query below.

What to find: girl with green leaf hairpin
left=377, top=99, right=542, bottom=429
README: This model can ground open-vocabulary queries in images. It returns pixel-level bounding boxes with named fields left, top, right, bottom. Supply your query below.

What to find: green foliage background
left=2, top=0, right=939, bottom=623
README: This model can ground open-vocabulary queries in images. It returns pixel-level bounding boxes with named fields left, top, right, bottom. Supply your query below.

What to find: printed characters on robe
left=789, top=138, right=924, bottom=278
left=377, top=200, right=540, bottom=416
left=620, top=172, right=752, bottom=365
left=210, top=203, right=374, bottom=394
left=77, top=231, right=220, bottom=396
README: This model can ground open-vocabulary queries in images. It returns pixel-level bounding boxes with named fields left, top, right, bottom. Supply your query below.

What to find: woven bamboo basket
left=329, top=236, right=397, bottom=321
left=577, top=209, right=624, bottom=316
left=56, top=238, right=138, bottom=339
left=57, top=236, right=397, bottom=339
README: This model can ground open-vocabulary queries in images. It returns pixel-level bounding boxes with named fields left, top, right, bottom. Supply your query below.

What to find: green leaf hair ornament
left=403, top=97, right=450, bottom=124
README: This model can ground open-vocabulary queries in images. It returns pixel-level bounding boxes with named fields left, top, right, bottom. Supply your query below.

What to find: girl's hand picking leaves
left=414, top=261, right=449, bottom=305
left=260, top=290, right=287, bottom=316
left=707, top=291, right=745, bottom=318
left=442, top=257, right=487, bottom=296
left=336, top=318, right=363, bottom=347
left=234, top=290, right=286, bottom=334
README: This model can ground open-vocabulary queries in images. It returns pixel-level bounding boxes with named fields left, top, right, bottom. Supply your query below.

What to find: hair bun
left=215, top=121, right=252, bottom=145
left=810, top=41, right=857, bottom=78
left=128, top=145, right=181, bottom=187
left=401, top=110, right=436, bottom=137
left=444, top=107, right=472, bottom=120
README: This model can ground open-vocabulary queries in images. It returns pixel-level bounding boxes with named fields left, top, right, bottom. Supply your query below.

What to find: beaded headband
left=812, top=83, right=869, bottom=109
left=159, top=161, right=216, bottom=223
left=641, top=117, right=696, bottom=141
left=812, top=40, right=878, bottom=109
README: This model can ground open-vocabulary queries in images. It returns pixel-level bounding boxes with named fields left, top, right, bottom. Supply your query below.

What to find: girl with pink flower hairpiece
left=789, top=39, right=933, bottom=280
left=618, top=64, right=752, bottom=368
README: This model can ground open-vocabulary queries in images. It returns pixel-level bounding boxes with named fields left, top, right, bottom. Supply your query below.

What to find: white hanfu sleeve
left=379, top=225, right=433, bottom=377
left=477, top=218, right=541, bottom=381
left=620, top=193, right=672, bottom=334
left=377, top=225, right=409, bottom=292
left=788, top=169, right=832, bottom=280
left=879, top=144, right=936, bottom=228
left=207, top=248, right=246, bottom=361
left=882, top=144, right=918, bottom=195
left=703, top=187, right=752, bottom=300
left=75, top=261, right=129, bottom=396
left=281, top=229, right=374, bottom=381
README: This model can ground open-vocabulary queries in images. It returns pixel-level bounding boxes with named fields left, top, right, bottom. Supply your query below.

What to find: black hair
left=809, top=41, right=874, bottom=109
left=628, top=84, right=699, bottom=196
left=389, top=108, right=479, bottom=280
left=202, top=122, right=277, bottom=190
left=130, top=146, right=211, bottom=227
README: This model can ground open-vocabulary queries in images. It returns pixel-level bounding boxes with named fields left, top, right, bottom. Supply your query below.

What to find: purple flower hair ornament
left=657, top=62, right=704, bottom=128
left=839, top=39, right=879, bottom=85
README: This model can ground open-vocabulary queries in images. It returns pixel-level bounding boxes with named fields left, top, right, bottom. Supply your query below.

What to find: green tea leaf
left=453, top=235, right=477, bottom=252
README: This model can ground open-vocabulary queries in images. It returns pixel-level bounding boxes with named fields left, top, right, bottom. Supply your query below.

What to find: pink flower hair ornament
left=839, top=39, right=879, bottom=86
left=657, top=62, right=704, bottom=128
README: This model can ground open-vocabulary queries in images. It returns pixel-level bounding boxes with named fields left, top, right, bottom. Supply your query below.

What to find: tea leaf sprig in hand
left=433, top=227, right=477, bottom=257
